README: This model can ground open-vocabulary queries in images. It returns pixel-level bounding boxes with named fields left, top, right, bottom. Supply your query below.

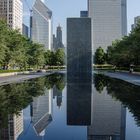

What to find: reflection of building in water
left=88, top=87, right=126, bottom=140
left=67, top=82, right=92, bottom=126
left=53, top=86, right=62, bottom=108
left=0, top=111, right=23, bottom=140
left=31, top=89, right=52, bottom=136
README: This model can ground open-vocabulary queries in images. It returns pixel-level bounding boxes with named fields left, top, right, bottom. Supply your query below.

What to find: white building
left=88, top=0, right=127, bottom=52
left=31, top=0, right=52, bottom=50
left=0, top=0, right=23, bottom=32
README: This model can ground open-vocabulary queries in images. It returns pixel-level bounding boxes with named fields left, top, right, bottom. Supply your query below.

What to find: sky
left=23, top=0, right=140, bottom=43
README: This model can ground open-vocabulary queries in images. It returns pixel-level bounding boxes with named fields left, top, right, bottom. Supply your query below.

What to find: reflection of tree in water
left=0, top=73, right=66, bottom=128
left=45, top=73, right=65, bottom=91
left=94, top=74, right=140, bottom=127
left=94, top=74, right=107, bottom=93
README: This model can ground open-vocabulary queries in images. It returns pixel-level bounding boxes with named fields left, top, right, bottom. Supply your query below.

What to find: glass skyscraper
left=88, top=0, right=127, bottom=52
left=31, top=0, right=52, bottom=50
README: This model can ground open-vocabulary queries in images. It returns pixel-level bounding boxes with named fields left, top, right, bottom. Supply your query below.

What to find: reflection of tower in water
left=88, top=86, right=126, bottom=140
left=67, top=81, right=92, bottom=126
left=31, top=89, right=53, bottom=137
left=53, top=86, right=63, bottom=108
left=0, top=111, right=23, bottom=140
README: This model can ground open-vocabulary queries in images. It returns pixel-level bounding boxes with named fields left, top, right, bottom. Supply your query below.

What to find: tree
left=0, top=20, right=9, bottom=67
left=55, top=48, right=65, bottom=66
left=94, top=47, right=106, bottom=64
left=44, top=50, right=56, bottom=66
left=0, top=19, right=47, bottom=70
left=27, top=43, right=45, bottom=68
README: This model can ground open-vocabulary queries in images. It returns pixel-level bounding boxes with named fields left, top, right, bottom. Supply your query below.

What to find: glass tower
left=88, top=0, right=127, bottom=52
left=31, top=0, right=52, bottom=50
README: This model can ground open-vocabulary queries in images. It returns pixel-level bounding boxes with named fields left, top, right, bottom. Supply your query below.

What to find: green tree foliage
left=45, top=48, right=65, bottom=66
left=0, top=20, right=65, bottom=70
left=0, top=73, right=66, bottom=127
left=94, top=47, right=106, bottom=64
left=106, top=20, right=140, bottom=67
left=55, top=48, right=65, bottom=66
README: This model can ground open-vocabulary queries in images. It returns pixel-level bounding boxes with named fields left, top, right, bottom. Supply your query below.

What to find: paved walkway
left=0, top=73, right=50, bottom=86
left=104, top=71, right=140, bottom=86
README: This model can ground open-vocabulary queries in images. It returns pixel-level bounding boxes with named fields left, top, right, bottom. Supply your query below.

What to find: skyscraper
left=88, top=0, right=127, bottom=52
left=31, top=0, right=52, bottom=50
left=56, top=25, right=64, bottom=49
left=22, top=24, right=29, bottom=37
left=0, top=0, right=23, bottom=32
left=131, top=16, right=140, bottom=30
left=80, top=11, right=88, bottom=18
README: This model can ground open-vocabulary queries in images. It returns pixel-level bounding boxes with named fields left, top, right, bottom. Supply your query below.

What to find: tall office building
left=88, top=0, right=127, bottom=52
left=56, top=25, right=64, bottom=49
left=22, top=24, right=29, bottom=37
left=80, top=11, right=88, bottom=17
left=0, top=0, right=23, bottom=32
left=53, top=34, right=57, bottom=50
left=31, top=0, right=52, bottom=50
left=131, top=16, right=140, bottom=30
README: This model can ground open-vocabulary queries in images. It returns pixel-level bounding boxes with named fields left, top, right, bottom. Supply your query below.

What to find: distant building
left=31, top=0, right=52, bottom=50
left=22, top=24, right=29, bottom=37
left=0, top=0, right=23, bottom=32
left=88, top=0, right=127, bottom=52
left=54, top=25, right=64, bottom=50
left=80, top=11, right=88, bottom=17
left=53, top=34, right=57, bottom=51
left=131, top=16, right=140, bottom=30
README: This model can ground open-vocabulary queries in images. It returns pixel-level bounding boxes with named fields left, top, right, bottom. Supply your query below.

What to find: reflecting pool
left=0, top=73, right=140, bottom=140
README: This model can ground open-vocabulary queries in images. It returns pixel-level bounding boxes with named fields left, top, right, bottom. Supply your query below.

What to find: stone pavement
left=103, top=71, right=140, bottom=86
left=0, top=73, right=49, bottom=86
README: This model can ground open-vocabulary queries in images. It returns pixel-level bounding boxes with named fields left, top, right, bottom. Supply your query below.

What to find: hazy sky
left=23, top=0, right=140, bottom=43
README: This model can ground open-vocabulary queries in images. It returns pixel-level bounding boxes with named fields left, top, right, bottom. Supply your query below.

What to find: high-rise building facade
left=56, top=25, right=64, bottom=49
left=22, top=24, right=29, bottom=37
left=88, top=0, right=127, bottom=52
left=57, top=25, right=62, bottom=43
left=80, top=11, right=88, bottom=18
left=31, top=0, right=52, bottom=50
left=0, top=0, right=23, bottom=32
left=53, top=34, right=57, bottom=50
left=131, top=16, right=140, bottom=30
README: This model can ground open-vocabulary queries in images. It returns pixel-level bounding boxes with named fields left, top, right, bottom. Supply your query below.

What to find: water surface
left=0, top=73, right=140, bottom=140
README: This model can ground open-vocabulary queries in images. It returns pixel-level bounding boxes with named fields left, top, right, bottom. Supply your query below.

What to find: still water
left=0, top=73, right=140, bottom=140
